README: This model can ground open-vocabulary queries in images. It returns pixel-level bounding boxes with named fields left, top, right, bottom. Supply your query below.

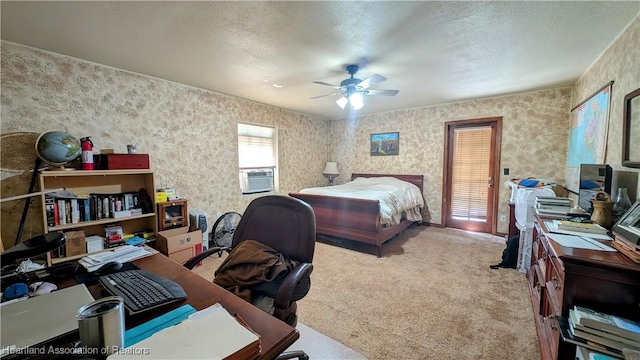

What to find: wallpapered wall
left=1, top=14, right=638, bottom=247
left=0, top=42, right=329, bottom=247
left=328, top=14, right=639, bottom=233
left=573, top=15, right=640, bottom=201
left=328, top=88, right=572, bottom=231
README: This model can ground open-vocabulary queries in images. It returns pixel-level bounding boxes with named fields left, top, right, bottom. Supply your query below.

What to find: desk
left=527, top=214, right=640, bottom=360
left=61, top=254, right=299, bottom=360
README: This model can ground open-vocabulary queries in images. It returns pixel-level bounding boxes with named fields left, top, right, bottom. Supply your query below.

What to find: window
left=238, top=123, right=277, bottom=193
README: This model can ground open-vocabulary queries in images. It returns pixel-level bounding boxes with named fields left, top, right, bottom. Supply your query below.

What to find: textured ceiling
left=1, top=1, right=638, bottom=120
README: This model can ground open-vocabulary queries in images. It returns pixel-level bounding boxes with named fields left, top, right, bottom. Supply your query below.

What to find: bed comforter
left=298, top=176, right=424, bottom=226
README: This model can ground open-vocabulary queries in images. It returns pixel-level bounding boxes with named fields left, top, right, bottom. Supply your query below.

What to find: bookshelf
left=39, top=170, right=157, bottom=266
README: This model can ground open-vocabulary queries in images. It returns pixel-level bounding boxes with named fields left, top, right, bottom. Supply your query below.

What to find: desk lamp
left=322, top=162, right=340, bottom=186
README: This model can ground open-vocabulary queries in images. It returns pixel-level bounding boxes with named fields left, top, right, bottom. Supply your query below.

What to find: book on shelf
left=569, top=309, right=640, bottom=351
left=46, top=190, right=146, bottom=226
left=576, top=346, right=619, bottom=360
left=559, top=316, right=624, bottom=358
left=536, top=196, right=572, bottom=204
left=574, top=306, right=640, bottom=343
left=535, top=203, right=573, bottom=211
left=536, top=207, right=571, bottom=215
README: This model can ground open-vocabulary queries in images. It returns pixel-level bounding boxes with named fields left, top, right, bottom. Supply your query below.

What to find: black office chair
left=183, top=195, right=316, bottom=360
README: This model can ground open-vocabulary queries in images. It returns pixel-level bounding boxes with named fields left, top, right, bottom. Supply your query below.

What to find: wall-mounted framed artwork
left=370, top=132, right=399, bottom=156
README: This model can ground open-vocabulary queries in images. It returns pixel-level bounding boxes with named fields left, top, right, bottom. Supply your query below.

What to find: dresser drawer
left=542, top=315, right=560, bottom=360
left=548, top=253, right=564, bottom=310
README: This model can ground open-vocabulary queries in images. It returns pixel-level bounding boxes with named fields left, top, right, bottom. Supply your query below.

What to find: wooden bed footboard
left=289, top=173, right=424, bottom=257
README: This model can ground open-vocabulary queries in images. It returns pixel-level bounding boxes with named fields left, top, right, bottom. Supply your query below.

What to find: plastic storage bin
left=514, top=187, right=556, bottom=273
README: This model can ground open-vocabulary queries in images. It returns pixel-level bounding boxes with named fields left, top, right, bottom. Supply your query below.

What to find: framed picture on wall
left=370, top=132, right=399, bottom=156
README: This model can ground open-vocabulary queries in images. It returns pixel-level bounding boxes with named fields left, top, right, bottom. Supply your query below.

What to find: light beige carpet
left=192, top=225, right=540, bottom=360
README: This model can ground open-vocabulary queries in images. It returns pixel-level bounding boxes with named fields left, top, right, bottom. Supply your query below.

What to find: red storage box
left=100, top=154, right=150, bottom=170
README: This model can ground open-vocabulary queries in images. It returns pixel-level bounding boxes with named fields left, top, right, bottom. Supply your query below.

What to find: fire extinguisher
left=80, top=137, right=94, bottom=170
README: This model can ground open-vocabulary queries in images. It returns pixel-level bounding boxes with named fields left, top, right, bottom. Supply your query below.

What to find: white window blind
left=451, top=126, right=491, bottom=221
left=238, top=123, right=276, bottom=169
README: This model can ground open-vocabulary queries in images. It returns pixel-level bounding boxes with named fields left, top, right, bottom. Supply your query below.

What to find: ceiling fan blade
left=310, top=93, right=341, bottom=99
left=313, top=81, right=341, bottom=89
left=356, top=74, right=387, bottom=90
left=365, top=89, right=399, bottom=97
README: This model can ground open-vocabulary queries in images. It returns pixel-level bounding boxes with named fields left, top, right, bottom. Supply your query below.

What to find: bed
left=289, top=173, right=424, bottom=257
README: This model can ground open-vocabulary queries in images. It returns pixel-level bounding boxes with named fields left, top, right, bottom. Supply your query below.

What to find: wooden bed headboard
left=350, top=173, right=424, bottom=193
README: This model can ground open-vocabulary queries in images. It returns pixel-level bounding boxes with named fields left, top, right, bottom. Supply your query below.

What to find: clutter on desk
left=155, top=188, right=183, bottom=203
left=125, top=236, right=146, bottom=246
left=108, top=303, right=261, bottom=359
left=17, top=258, right=45, bottom=273
left=28, top=281, right=57, bottom=296
left=105, top=224, right=125, bottom=248
left=123, top=304, right=197, bottom=347
left=2, top=283, right=28, bottom=300
left=78, top=245, right=152, bottom=272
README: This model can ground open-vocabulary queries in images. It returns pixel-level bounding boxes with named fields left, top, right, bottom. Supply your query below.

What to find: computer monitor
left=578, top=164, right=612, bottom=214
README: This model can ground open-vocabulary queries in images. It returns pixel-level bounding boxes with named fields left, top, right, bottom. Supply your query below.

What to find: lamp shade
left=322, top=162, right=339, bottom=175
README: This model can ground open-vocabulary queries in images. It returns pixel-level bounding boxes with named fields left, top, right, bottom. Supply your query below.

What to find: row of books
left=568, top=305, right=640, bottom=356
left=45, top=190, right=146, bottom=226
left=535, top=196, right=573, bottom=216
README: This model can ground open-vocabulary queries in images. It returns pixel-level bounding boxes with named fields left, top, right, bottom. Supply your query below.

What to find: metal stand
left=15, top=158, right=42, bottom=245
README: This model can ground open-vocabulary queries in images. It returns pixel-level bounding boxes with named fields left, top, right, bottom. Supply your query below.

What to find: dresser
left=528, top=214, right=640, bottom=360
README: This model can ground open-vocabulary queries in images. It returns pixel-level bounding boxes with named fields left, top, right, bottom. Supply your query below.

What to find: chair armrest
left=182, top=247, right=231, bottom=269
left=273, top=262, right=313, bottom=309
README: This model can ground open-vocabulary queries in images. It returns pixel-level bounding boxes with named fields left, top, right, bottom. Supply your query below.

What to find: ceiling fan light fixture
left=336, top=96, right=348, bottom=109
left=313, top=64, right=398, bottom=111
left=349, top=93, right=364, bottom=110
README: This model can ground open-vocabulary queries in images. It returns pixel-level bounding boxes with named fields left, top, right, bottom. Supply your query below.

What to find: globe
left=35, top=131, right=81, bottom=169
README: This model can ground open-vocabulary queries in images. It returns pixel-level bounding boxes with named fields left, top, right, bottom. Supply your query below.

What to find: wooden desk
left=527, top=214, right=640, bottom=360
left=66, top=254, right=299, bottom=360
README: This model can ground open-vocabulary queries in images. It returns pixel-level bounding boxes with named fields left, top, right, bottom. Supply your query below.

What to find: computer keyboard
left=99, top=269, right=187, bottom=314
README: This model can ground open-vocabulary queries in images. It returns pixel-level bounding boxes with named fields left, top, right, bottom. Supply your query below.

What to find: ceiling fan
left=311, top=64, right=399, bottom=110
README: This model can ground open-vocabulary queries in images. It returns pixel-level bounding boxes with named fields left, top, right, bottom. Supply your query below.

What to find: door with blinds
left=443, top=118, right=502, bottom=233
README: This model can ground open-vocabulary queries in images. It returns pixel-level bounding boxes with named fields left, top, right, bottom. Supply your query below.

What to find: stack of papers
left=535, top=196, right=573, bottom=215
left=78, top=245, right=152, bottom=272
left=108, top=303, right=261, bottom=359
left=546, top=233, right=615, bottom=251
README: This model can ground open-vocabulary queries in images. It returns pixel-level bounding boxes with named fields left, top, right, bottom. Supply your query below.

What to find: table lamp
left=322, top=162, right=340, bottom=186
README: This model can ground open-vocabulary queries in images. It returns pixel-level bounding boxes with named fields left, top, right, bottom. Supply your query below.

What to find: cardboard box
left=156, top=227, right=202, bottom=263
left=64, top=230, right=86, bottom=257
left=100, top=154, right=150, bottom=170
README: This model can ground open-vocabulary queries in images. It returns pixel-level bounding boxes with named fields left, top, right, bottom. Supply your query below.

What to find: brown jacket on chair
left=213, top=239, right=297, bottom=303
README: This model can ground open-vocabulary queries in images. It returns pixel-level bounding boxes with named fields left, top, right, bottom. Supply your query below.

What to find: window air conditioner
left=240, top=170, right=274, bottom=194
